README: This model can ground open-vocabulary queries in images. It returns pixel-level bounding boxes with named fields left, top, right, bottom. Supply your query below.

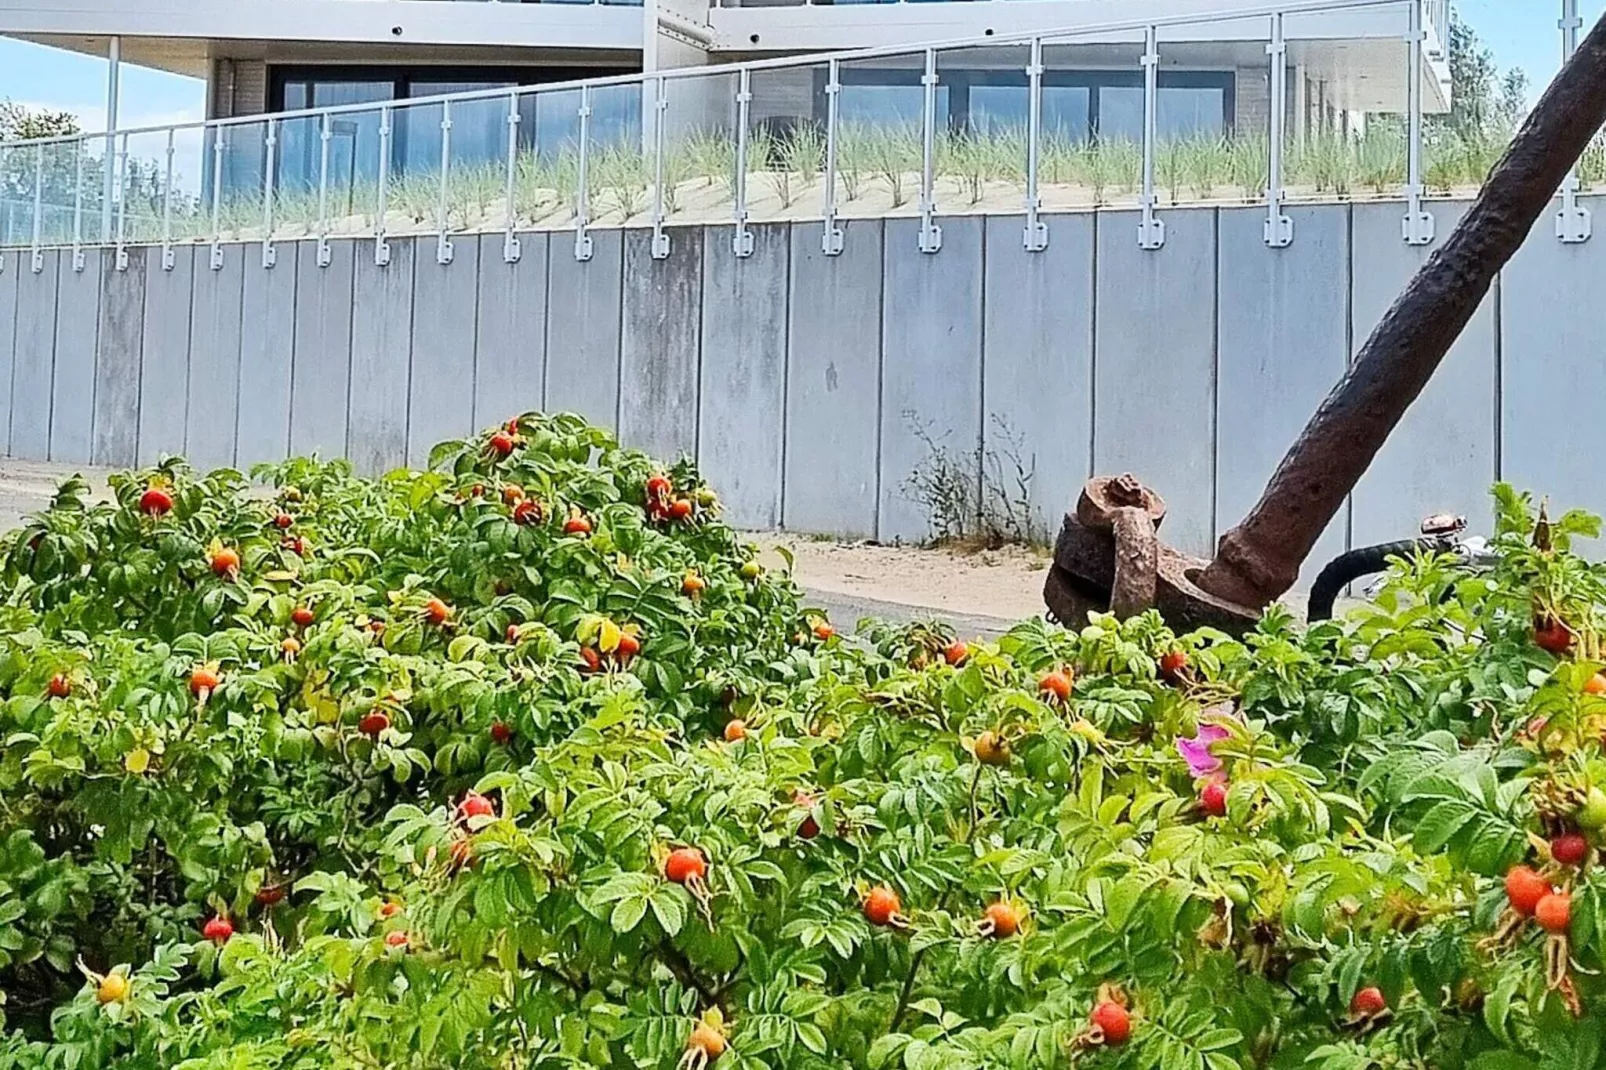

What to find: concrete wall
left=0, top=195, right=1591, bottom=568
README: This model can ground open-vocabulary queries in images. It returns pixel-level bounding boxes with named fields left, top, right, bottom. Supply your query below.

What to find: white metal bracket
left=917, top=57, right=942, bottom=255
left=1023, top=39, right=1049, bottom=253
left=574, top=91, right=594, bottom=262
left=317, top=115, right=334, bottom=268
left=650, top=79, right=671, bottom=260
left=1138, top=26, right=1166, bottom=251
left=733, top=71, right=755, bottom=258
left=261, top=121, right=278, bottom=269
left=1263, top=16, right=1293, bottom=249
left=504, top=97, right=523, bottom=265
left=1402, top=1, right=1435, bottom=246
left=30, top=250, right=43, bottom=275
left=1558, top=1, right=1592, bottom=244
left=375, top=108, right=393, bottom=267
left=1403, top=205, right=1435, bottom=246
left=1558, top=175, right=1593, bottom=244
left=822, top=65, right=844, bottom=256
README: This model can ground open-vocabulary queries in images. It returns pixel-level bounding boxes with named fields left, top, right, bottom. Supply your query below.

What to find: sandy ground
left=751, top=534, right=1047, bottom=636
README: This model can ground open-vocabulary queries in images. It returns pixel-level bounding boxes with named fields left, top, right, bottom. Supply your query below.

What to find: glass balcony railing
left=0, top=0, right=1467, bottom=262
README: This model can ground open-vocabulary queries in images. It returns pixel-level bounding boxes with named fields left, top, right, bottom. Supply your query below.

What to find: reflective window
left=267, top=66, right=636, bottom=189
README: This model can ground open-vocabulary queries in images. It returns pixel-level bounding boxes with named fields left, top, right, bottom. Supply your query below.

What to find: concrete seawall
left=0, top=196, right=1578, bottom=574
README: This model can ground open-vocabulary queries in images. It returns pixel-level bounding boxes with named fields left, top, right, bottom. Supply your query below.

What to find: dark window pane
left=1097, top=84, right=1226, bottom=140
left=1043, top=85, right=1092, bottom=141
left=1097, top=86, right=1143, bottom=141
left=838, top=83, right=948, bottom=125
left=1157, top=87, right=1225, bottom=137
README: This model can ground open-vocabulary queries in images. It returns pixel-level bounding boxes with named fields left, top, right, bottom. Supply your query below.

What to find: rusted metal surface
left=1049, top=12, right=1606, bottom=629
left=1044, top=476, right=1260, bottom=633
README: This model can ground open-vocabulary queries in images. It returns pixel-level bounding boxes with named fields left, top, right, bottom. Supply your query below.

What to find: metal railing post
left=917, top=48, right=942, bottom=253
left=436, top=100, right=455, bottom=265
left=1263, top=12, right=1294, bottom=248
left=1402, top=0, right=1435, bottom=245
left=30, top=142, right=44, bottom=274
left=822, top=59, right=844, bottom=256
left=101, top=36, right=119, bottom=243
left=651, top=76, right=672, bottom=259
left=1138, top=25, right=1166, bottom=250
left=574, top=86, right=594, bottom=262
left=503, top=90, right=523, bottom=264
left=115, top=133, right=130, bottom=271
left=161, top=128, right=176, bottom=270
left=1558, top=0, right=1592, bottom=242
left=733, top=68, right=755, bottom=258
left=1023, top=37, right=1048, bottom=252
left=209, top=126, right=226, bottom=270
left=375, top=106, right=393, bottom=267
left=317, top=112, right=333, bottom=268
left=260, top=118, right=279, bottom=269
left=0, top=145, right=9, bottom=273
left=71, top=143, right=86, bottom=272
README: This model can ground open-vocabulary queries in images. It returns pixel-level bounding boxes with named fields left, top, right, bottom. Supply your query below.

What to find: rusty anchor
left=1046, top=12, right=1606, bottom=631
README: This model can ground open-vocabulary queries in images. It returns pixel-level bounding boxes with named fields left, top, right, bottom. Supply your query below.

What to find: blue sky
left=0, top=2, right=1601, bottom=131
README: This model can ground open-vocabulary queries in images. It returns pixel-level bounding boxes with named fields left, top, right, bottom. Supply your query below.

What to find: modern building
left=0, top=0, right=1451, bottom=154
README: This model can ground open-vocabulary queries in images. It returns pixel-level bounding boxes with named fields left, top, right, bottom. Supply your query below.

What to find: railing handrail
left=0, top=0, right=1409, bottom=152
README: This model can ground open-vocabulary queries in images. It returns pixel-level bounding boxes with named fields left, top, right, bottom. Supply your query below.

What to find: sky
left=0, top=2, right=1602, bottom=133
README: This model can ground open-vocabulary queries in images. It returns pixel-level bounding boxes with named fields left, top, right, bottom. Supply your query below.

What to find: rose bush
left=2, top=415, right=1606, bottom=1070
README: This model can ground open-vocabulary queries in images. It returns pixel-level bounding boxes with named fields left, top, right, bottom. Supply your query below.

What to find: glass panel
left=938, top=44, right=1030, bottom=215
left=445, top=94, right=516, bottom=234
left=745, top=62, right=826, bottom=224
left=588, top=82, right=647, bottom=226
left=1039, top=39, right=1143, bottom=210
left=121, top=130, right=175, bottom=245
left=512, top=86, right=583, bottom=229
left=166, top=127, right=210, bottom=243
left=207, top=121, right=269, bottom=243
left=274, top=115, right=325, bottom=238
left=393, top=98, right=448, bottom=237
left=31, top=140, right=80, bottom=246
left=0, top=143, right=38, bottom=248
left=660, top=70, right=739, bottom=226
left=837, top=52, right=938, bottom=217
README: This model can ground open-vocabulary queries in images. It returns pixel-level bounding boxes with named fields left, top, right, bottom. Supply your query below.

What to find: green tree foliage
left=1, top=414, right=1606, bottom=1069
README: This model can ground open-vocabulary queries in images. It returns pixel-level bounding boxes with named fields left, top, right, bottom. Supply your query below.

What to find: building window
left=817, top=67, right=1235, bottom=142
left=252, top=66, right=637, bottom=196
